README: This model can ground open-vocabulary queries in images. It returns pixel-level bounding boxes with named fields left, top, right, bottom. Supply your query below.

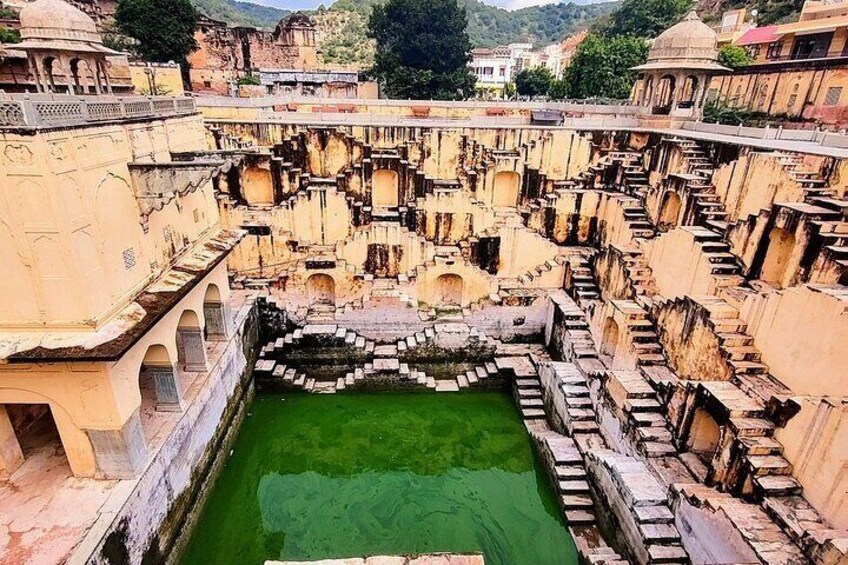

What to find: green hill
left=192, top=0, right=287, bottom=27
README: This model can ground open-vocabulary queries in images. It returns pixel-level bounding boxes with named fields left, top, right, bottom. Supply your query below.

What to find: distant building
left=0, top=0, right=132, bottom=94
left=189, top=12, right=373, bottom=98
left=708, top=0, right=848, bottom=127
left=469, top=43, right=533, bottom=95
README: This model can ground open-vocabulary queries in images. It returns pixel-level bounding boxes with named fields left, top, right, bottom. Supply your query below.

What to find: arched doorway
left=435, top=274, right=463, bottom=307
left=0, top=403, right=67, bottom=478
left=306, top=274, right=335, bottom=306
left=139, top=344, right=183, bottom=418
left=176, top=310, right=208, bottom=372
left=658, top=191, right=682, bottom=231
left=642, top=77, right=654, bottom=107
left=761, top=227, right=795, bottom=288
left=203, top=284, right=229, bottom=340
left=600, top=317, right=619, bottom=362
left=372, top=170, right=399, bottom=208
left=687, top=407, right=721, bottom=463
left=680, top=75, right=699, bottom=108
left=654, top=75, right=676, bottom=114
left=242, top=166, right=275, bottom=206
left=493, top=171, right=520, bottom=207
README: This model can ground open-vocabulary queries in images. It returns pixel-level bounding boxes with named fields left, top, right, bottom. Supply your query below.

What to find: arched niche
left=176, top=310, right=208, bottom=372
left=761, top=227, right=796, bottom=288
left=658, top=191, right=682, bottom=231
left=372, top=170, right=399, bottom=208
left=687, top=407, right=721, bottom=463
left=306, top=274, right=335, bottom=305
left=600, top=317, right=620, bottom=362
left=492, top=171, right=520, bottom=207
left=435, top=274, right=463, bottom=307
left=242, top=166, right=275, bottom=206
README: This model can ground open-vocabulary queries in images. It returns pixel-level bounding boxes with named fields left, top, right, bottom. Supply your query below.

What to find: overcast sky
left=248, top=0, right=609, bottom=11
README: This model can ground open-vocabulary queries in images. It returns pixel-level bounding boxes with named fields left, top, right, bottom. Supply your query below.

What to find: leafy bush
left=717, top=44, right=752, bottom=69
left=0, top=26, right=20, bottom=44
left=237, top=74, right=261, bottom=86
left=514, top=66, right=553, bottom=98
left=565, top=34, right=648, bottom=99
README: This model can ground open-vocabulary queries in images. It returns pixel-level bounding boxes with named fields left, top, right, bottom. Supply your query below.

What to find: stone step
left=565, top=396, right=593, bottom=408
left=561, top=494, right=593, bottom=509
left=516, top=378, right=541, bottom=389
left=641, top=441, right=676, bottom=457
left=558, top=480, right=591, bottom=494
left=466, top=370, right=479, bottom=385
left=634, top=505, right=675, bottom=524
left=739, top=436, right=784, bottom=456
left=631, top=411, right=666, bottom=427
left=435, top=380, right=460, bottom=392
left=567, top=408, right=596, bottom=421
left=748, top=455, right=793, bottom=476
left=561, top=384, right=590, bottom=397
left=457, top=374, right=469, bottom=388
left=518, top=388, right=543, bottom=398
left=647, top=544, right=688, bottom=564
left=564, top=510, right=596, bottom=525
left=637, top=426, right=673, bottom=443
left=625, top=398, right=662, bottom=413
left=522, top=408, right=546, bottom=419
left=555, top=466, right=587, bottom=480
left=570, top=421, right=600, bottom=433
left=520, top=398, right=544, bottom=408
left=639, top=523, right=681, bottom=543
left=754, top=475, right=802, bottom=496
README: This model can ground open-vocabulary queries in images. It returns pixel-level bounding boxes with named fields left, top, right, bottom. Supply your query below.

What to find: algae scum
left=181, top=392, right=578, bottom=564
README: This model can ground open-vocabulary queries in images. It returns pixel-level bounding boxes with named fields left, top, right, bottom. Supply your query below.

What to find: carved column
left=149, top=365, right=185, bottom=411
left=204, top=301, right=231, bottom=340
left=0, top=406, right=24, bottom=478
left=177, top=328, right=208, bottom=372
left=86, top=410, right=148, bottom=479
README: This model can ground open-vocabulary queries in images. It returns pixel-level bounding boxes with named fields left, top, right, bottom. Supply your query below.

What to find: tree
left=368, top=0, right=477, bottom=100
left=514, top=66, right=553, bottom=98
left=596, top=0, right=692, bottom=38
left=717, top=45, right=752, bottom=70
left=115, top=0, right=198, bottom=67
left=564, top=34, right=649, bottom=99
left=548, top=78, right=569, bottom=100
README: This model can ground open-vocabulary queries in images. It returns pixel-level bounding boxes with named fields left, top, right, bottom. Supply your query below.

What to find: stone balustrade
left=0, top=94, right=197, bottom=128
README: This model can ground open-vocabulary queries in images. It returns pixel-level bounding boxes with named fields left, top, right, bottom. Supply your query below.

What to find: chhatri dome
left=16, top=0, right=117, bottom=54
left=632, top=11, right=729, bottom=72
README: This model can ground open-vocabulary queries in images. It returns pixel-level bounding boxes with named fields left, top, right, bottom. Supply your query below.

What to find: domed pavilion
left=630, top=11, right=730, bottom=117
left=15, top=0, right=121, bottom=94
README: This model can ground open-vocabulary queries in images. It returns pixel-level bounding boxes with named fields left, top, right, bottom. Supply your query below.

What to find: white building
left=470, top=43, right=533, bottom=94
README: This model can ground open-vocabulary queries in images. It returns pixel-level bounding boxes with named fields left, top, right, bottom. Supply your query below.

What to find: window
left=767, top=41, right=783, bottom=60
left=824, top=86, right=842, bottom=106
left=787, top=94, right=798, bottom=109
left=482, top=67, right=494, bottom=76
left=122, top=248, right=136, bottom=270
left=203, top=80, right=212, bottom=88
left=499, top=67, right=506, bottom=76
left=193, top=208, right=201, bottom=223
left=746, top=45, right=761, bottom=60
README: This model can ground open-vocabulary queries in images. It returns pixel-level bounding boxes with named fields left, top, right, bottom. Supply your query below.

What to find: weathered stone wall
left=73, top=298, right=260, bottom=565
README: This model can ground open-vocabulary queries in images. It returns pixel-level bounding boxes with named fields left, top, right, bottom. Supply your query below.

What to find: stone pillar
left=204, top=301, right=231, bottom=340
left=149, top=365, right=184, bottom=411
left=61, top=57, right=75, bottom=95
left=31, top=56, right=46, bottom=93
left=177, top=328, right=208, bottom=372
left=87, top=411, right=148, bottom=479
left=0, top=406, right=24, bottom=478
left=102, top=60, right=113, bottom=95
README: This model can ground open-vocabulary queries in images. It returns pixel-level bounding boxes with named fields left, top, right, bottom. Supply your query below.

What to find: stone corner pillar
left=177, top=328, right=209, bottom=372
left=86, top=411, right=148, bottom=479
left=0, top=405, right=25, bottom=478
left=204, top=301, right=232, bottom=341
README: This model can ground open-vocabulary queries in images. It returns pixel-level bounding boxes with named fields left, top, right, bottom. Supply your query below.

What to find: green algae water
left=181, top=392, right=578, bottom=565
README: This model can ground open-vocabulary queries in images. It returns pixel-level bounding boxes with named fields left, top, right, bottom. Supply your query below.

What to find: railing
left=192, top=94, right=636, bottom=116
left=682, top=121, right=848, bottom=149
left=0, top=94, right=198, bottom=128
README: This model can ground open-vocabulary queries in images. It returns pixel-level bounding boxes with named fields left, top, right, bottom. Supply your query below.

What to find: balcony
left=0, top=94, right=197, bottom=129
